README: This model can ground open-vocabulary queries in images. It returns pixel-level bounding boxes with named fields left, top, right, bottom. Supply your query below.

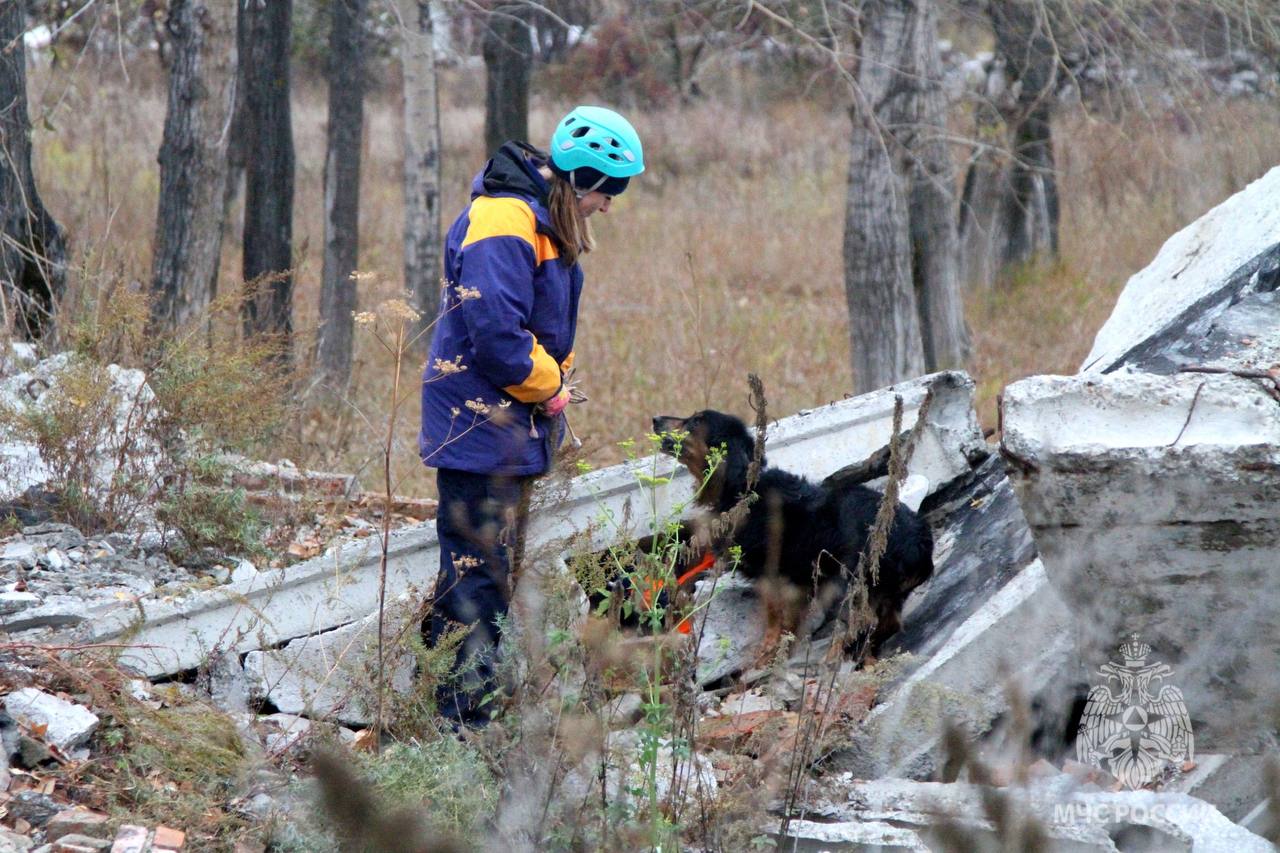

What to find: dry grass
left=26, top=57, right=1280, bottom=497
left=965, top=99, right=1280, bottom=425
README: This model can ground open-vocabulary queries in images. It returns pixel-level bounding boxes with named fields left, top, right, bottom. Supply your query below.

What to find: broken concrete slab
left=893, top=453, right=1039, bottom=660
left=0, top=830, right=34, bottom=853
left=243, top=605, right=416, bottom=726
left=205, top=650, right=249, bottom=715
left=1124, top=286, right=1280, bottom=378
left=601, top=728, right=718, bottom=808
left=691, top=573, right=762, bottom=685
left=1165, top=754, right=1274, bottom=825
left=2, top=540, right=39, bottom=567
left=1, top=596, right=91, bottom=633
left=256, top=714, right=314, bottom=755
left=0, top=591, right=40, bottom=615
left=4, top=689, right=99, bottom=751
left=51, top=835, right=113, bottom=852
left=85, top=371, right=984, bottom=679
left=832, top=559, right=1072, bottom=780
left=1002, top=371, right=1280, bottom=752
left=108, top=825, right=148, bottom=853
left=804, top=777, right=1274, bottom=852
left=1081, top=165, right=1280, bottom=374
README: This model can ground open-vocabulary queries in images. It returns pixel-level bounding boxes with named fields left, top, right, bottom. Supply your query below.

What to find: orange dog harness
left=639, top=552, right=716, bottom=634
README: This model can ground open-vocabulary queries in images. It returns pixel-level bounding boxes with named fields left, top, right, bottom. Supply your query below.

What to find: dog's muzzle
left=653, top=416, right=685, bottom=455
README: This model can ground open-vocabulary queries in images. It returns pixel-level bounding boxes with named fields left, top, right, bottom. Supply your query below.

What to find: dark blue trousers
left=427, top=468, right=531, bottom=726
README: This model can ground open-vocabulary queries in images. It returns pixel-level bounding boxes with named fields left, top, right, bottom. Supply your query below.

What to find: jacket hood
left=472, top=141, right=551, bottom=208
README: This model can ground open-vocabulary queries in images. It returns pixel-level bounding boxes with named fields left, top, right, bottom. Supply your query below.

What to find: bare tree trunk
left=220, top=11, right=248, bottom=292
left=149, top=0, right=237, bottom=331
left=317, top=0, right=366, bottom=387
left=844, top=0, right=927, bottom=394
left=0, top=2, right=67, bottom=341
left=959, top=0, right=1060, bottom=289
left=240, top=0, right=295, bottom=357
left=957, top=100, right=1011, bottom=289
left=908, top=0, right=970, bottom=370
left=992, top=1, right=1060, bottom=266
left=400, top=0, right=444, bottom=348
left=483, top=4, right=532, bottom=156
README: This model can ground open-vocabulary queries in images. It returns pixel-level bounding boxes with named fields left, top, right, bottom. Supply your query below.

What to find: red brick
left=699, top=710, right=799, bottom=752
left=153, top=826, right=186, bottom=851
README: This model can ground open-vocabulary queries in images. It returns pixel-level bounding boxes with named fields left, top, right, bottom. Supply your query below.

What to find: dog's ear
left=718, top=437, right=753, bottom=498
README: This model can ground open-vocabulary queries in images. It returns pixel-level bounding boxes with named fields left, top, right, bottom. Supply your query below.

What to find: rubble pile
left=1, top=524, right=205, bottom=639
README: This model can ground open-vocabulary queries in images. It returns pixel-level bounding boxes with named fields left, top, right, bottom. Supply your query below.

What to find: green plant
left=157, top=477, right=263, bottom=558
left=359, top=739, right=498, bottom=836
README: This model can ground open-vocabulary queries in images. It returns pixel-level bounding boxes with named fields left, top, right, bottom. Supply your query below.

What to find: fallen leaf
left=287, top=541, right=321, bottom=559
left=352, top=728, right=378, bottom=752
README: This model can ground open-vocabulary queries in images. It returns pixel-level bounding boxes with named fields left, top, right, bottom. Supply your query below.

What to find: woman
left=419, top=106, right=644, bottom=726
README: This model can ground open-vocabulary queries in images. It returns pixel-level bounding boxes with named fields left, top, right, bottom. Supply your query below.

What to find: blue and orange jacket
left=418, top=142, right=582, bottom=475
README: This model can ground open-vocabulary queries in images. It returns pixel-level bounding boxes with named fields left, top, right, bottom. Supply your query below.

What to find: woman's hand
left=539, top=386, right=572, bottom=418
left=537, top=368, right=587, bottom=418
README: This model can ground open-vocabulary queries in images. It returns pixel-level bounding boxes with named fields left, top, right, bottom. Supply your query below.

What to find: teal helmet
left=548, top=106, right=644, bottom=196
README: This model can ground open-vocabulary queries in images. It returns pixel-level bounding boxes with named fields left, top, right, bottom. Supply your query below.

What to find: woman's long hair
left=547, top=175, right=594, bottom=266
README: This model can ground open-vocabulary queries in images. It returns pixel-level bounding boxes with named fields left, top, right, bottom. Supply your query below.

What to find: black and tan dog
left=652, top=409, right=935, bottom=662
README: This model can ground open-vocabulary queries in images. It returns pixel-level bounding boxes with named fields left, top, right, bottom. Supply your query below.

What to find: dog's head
left=652, top=410, right=758, bottom=507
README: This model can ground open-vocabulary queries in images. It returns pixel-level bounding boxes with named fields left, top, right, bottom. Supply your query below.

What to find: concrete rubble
left=779, top=776, right=1274, bottom=852
left=0, top=354, right=161, bottom=513
left=0, top=524, right=204, bottom=637
left=242, top=600, right=417, bottom=726
left=3, top=691, right=98, bottom=752
left=940, top=42, right=1279, bottom=107
left=1000, top=163, right=1280, bottom=830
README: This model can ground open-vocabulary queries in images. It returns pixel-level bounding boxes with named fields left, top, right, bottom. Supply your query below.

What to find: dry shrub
left=1, top=272, right=290, bottom=545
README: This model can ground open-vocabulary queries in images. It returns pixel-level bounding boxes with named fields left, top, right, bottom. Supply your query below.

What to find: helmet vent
left=571, top=126, right=590, bottom=138
left=608, top=153, right=622, bottom=161
left=588, top=141, right=601, bottom=149
left=608, top=137, right=620, bottom=148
